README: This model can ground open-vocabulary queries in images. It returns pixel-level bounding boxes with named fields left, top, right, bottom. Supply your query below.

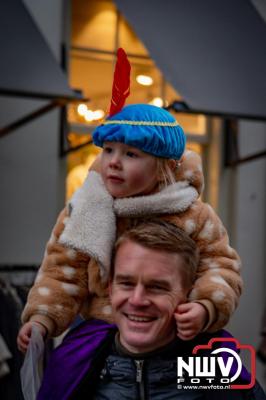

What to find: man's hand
left=17, top=321, right=47, bottom=353
left=174, top=302, right=208, bottom=340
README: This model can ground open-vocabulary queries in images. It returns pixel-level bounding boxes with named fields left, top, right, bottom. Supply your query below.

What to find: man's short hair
left=112, top=218, right=199, bottom=289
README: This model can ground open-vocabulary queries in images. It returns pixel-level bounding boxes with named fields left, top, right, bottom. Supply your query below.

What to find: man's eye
left=126, top=151, right=138, bottom=158
left=148, top=285, right=166, bottom=291
left=119, top=281, right=134, bottom=287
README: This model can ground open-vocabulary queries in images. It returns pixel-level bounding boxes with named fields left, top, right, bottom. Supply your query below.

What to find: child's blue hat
left=93, top=103, right=186, bottom=159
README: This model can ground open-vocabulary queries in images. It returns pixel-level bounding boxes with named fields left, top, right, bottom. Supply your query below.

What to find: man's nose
left=128, top=285, right=150, bottom=307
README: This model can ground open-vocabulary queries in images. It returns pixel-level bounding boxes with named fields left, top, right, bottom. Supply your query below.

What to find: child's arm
left=189, top=203, right=243, bottom=332
left=21, top=207, right=89, bottom=338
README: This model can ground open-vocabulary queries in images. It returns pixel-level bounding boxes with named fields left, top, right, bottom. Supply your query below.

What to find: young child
left=18, top=52, right=242, bottom=352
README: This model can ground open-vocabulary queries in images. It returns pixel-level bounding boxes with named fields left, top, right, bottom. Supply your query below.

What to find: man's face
left=110, top=240, right=187, bottom=353
left=100, top=142, right=158, bottom=198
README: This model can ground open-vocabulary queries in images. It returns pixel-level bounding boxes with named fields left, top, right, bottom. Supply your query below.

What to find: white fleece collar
left=114, top=181, right=198, bottom=217
left=59, top=172, right=198, bottom=281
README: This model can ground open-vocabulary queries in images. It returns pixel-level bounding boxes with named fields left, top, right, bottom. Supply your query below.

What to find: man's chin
left=120, top=333, right=157, bottom=354
left=118, top=316, right=176, bottom=353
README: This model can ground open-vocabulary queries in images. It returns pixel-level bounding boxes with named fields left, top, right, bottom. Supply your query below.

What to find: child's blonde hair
left=156, top=158, right=176, bottom=190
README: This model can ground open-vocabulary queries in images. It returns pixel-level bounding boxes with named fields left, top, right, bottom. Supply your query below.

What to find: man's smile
left=124, top=313, right=157, bottom=323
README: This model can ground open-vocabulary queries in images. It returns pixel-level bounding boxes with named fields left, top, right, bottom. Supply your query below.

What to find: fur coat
left=22, top=151, right=242, bottom=336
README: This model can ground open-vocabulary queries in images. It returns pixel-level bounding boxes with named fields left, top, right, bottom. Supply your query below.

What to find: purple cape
left=37, top=319, right=116, bottom=400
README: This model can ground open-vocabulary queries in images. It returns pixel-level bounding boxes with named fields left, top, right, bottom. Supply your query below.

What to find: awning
left=0, top=0, right=80, bottom=100
left=0, top=0, right=83, bottom=138
left=114, top=0, right=266, bottom=120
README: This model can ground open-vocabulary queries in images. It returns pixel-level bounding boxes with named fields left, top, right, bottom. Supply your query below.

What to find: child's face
left=101, top=142, right=158, bottom=198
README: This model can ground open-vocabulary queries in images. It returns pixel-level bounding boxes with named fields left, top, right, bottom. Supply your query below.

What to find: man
left=37, top=220, right=265, bottom=399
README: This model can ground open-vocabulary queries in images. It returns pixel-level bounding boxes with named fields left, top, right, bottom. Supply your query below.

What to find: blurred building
left=0, top=0, right=265, bottom=390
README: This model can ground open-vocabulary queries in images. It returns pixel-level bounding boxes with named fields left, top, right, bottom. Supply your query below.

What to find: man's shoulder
left=37, top=319, right=117, bottom=400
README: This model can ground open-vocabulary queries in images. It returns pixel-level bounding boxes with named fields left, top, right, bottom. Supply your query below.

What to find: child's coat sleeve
left=21, top=207, right=90, bottom=336
left=188, top=202, right=242, bottom=332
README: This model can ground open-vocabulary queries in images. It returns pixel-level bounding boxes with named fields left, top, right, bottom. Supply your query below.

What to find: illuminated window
left=67, top=0, right=208, bottom=201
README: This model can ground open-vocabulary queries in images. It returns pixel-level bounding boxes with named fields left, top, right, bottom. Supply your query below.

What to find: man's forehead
left=115, top=253, right=178, bottom=272
left=116, top=238, right=182, bottom=265
left=115, top=240, right=181, bottom=263
left=114, top=246, right=183, bottom=285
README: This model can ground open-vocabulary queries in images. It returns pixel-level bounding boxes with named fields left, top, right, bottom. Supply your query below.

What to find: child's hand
left=17, top=321, right=47, bottom=353
left=174, top=302, right=208, bottom=340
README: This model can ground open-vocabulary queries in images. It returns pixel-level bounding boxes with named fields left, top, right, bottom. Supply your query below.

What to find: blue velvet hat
left=92, top=104, right=186, bottom=159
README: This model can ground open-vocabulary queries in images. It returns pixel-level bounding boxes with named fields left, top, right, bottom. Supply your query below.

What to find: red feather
left=109, top=48, right=131, bottom=117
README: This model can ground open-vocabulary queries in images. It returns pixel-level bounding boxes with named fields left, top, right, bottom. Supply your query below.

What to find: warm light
left=77, top=103, right=88, bottom=116
left=93, top=109, right=105, bottom=120
left=136, top=74, right=153, bottom=86
left=84, top=110, right=94, bottom=122
left=149, top=97, right=164, bottom=107
left=78, top=107, right=105, bottom=122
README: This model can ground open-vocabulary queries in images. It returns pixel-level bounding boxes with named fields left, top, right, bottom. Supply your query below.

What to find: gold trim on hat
left=103, top=120, right=180, bottom=127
